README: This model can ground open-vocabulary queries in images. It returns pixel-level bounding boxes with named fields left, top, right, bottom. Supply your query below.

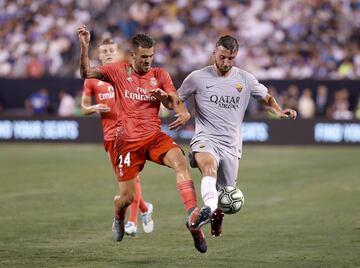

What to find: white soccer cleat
left=124, top=221, right=137, bottom=236
left=141, top=202, right=154, bottom=233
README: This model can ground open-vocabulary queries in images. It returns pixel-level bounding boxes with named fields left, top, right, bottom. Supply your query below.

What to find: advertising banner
left=1, top=116, right=360, bottom=145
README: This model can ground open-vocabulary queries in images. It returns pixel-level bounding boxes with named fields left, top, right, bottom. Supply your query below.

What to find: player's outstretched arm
left=260, top=94, right=297, bottom=119
left=81, top=95, right=110, bottom=115
left=78, top=25, right=102, bottom=79
left=167, top=92, right=191, bottom=131
left=150, top=88, right=190, bottom=129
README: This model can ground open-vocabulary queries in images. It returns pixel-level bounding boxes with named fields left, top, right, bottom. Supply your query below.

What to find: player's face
left=98, top=44, right=119, bottom=65
left=214, top=46, right=238, bottom=75
left=131, top=46, right=154, bottom=74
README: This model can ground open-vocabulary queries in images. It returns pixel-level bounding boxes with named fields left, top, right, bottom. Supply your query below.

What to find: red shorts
left=114, top=131, right=180, bottom=181
left=104, top=139, right=117, bottom=169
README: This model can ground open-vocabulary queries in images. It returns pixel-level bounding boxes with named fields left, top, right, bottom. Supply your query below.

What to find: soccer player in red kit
left=78, top=25, right=211, bottom=253
left=81, top=38, right=154, bottom=236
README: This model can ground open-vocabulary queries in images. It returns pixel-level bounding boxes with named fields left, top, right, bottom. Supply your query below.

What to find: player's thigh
left=135, top=174, right=141, bottom=183
left=104, top=140, right=117, bottom=168
left=217, top=153, right=239, bottom=188
left=190, top=140, right=219, bottom=170
left=148, top=132, right=180, bottom=166
left=194, top=152, right=218, bottom=176
left=162, top=146, right=188, bottom=171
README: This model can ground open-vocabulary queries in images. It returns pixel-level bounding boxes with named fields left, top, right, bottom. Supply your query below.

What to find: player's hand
left=282, top=108, right=297, bottom=119
left=273, top=108, right=297, bottom=119
left=77, top=25, right=90, bottom=46
left=169, top=112, right=191, bottom=131
left=149, top=88, right=169, bottom=101
left=93, top=104, right=110, bottom=113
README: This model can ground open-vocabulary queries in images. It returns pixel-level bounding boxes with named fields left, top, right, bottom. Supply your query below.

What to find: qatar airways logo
left=125, top=87, right=157, bottom=102
left=210, top=95, right=241, bottom=109
left=99, top=86, right=115, bottom=100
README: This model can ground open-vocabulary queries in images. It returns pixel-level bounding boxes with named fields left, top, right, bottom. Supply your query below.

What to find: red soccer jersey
left=99, top=62, right=176, bottom=141
left=83, top=78, right=117, bottom=141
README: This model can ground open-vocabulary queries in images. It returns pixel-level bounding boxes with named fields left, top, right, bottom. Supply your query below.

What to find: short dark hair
left=131, top=33, right=155, bottom=49
left=216, top=35, right=239, bottom=52
left=99, top=37, right=115, bottom=47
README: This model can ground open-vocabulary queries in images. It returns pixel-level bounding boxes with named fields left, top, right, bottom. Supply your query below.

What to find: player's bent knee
left=120, top=192, right=134, bottom=207
left=164, top=148, right=188, bottom=170
left=114, top=192, right=134, bottom=208
left=172, top=157, right=189, bottom=173
left=201, top=163, right=217, bottom=177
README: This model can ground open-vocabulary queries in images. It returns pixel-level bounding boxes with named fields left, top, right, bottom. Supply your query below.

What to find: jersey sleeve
left=158, top=69, right=176, bottom=93
left=98, top=63, right=120, bottom=84
left=246, top=72, right=268, bottom=100
left=177, top=72, right=197, bottom=102
left=83, top=79, right=94, bottom=96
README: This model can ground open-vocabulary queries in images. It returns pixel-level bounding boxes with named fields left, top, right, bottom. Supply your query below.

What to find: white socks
left=201, top=176, right=218, bottom=213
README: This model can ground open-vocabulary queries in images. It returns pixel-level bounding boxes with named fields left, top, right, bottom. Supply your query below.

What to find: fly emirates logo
left=125, top=87, right=157, bottom=102
left=98, top=86, right=115, bottom=100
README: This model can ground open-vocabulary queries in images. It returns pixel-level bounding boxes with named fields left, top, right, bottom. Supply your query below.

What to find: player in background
left=177, top=35, right=297, bottom=237
left=78, top=25, right=211, bottom=253
left=81, top=37, right=154, bottom=236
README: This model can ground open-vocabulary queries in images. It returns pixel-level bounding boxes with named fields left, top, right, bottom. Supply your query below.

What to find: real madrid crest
left=235, top=83, right=243, bottom=93
left=150, top=77, right=158, bottom=87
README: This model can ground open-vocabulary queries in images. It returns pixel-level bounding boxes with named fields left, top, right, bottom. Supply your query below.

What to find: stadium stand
left=0, top=0, right=359, bottom=118
left=0, top=0, right=359, bottom=79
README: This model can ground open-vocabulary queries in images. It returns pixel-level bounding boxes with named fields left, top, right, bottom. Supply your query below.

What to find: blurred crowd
left=22, top=88, right=83, bottom=117
left=15, top=84, right=360, bottom=120
left=247, top=84, right=360, bottom=120
left=0, top=0, right=359, bottom=79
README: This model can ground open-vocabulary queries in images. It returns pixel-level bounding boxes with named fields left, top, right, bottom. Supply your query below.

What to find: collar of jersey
left=128, top=64, right=151, bottom=78
left=211, top=65, right=234, bottom=78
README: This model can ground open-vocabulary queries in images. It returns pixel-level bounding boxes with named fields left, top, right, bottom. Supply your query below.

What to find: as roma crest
left=235, top=83, right=243, bottom=92
left=198, top=143, right=206, bottom=149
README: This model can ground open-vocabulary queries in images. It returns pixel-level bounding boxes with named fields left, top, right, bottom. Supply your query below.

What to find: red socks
left=128, top=178, right=143, bottom=224
left=176, top=179, right=197, bottom=212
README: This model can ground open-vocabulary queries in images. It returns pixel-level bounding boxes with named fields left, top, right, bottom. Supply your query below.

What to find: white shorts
left=189, top=140, right=240, bottom=188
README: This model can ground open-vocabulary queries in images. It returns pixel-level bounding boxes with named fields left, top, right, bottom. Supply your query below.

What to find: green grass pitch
left=0, top=144, right=359, bottom=268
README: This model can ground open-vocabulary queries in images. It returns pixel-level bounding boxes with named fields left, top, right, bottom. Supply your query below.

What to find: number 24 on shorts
left=118, top=152, right=131, bottom=167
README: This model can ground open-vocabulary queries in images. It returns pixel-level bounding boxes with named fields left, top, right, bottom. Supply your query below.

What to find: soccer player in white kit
left=177, top=35, right=297, bottom=237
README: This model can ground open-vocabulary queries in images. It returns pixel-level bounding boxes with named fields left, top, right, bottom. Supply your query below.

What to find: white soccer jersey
left=178, top=65, right=268, bottom=157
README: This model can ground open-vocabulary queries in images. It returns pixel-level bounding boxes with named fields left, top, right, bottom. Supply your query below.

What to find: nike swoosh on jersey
left=206, top=85, right=215, bottom=88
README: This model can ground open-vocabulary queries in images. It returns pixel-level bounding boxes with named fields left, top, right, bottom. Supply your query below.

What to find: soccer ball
left=218, top=186, right=244, bottom=214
